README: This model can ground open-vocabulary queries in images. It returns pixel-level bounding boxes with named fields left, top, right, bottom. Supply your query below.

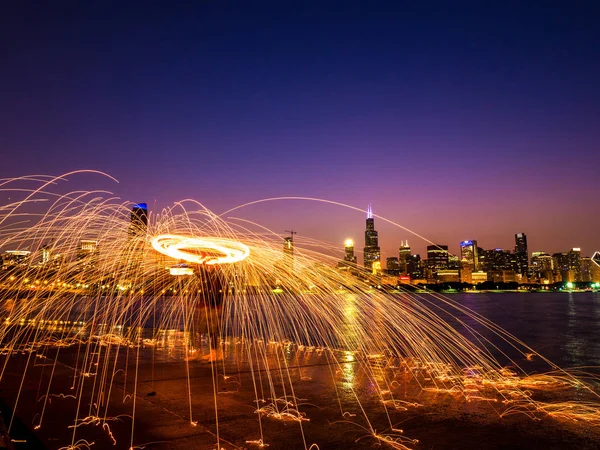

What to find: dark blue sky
left=1, top=1, right=599, bottom=258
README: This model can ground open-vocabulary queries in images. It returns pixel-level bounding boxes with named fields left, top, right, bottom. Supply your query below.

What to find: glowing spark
left=151, top=234, right=250, bottom=265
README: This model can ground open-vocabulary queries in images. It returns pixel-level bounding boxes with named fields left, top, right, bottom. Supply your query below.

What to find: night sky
left=1, top=1, right=599, bottom=260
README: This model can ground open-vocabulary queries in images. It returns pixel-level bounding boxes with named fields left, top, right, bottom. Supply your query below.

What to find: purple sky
left=1, top=1, right=599, bottom=260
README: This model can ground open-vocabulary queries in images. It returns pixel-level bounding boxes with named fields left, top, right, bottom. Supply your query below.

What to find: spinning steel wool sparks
left=151, top=234, right=250, bottom=265
left=0, top=171, right=599, bottom=450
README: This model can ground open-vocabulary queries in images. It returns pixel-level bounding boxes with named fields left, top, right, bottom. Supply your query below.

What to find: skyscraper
left=460, top=240, right=479, bottom=270
left=127, top=203, right=148, bottom=273
left=531, top=251, right=553, bottom=282
left=407, top=254, right=423, bottom=280
left=129, top=203, right=148, bottom=237
left=567, top=248, right=582, bottom=282
left=514, top=233, right=528, bottom=277
left=363, top=204, right=380, bottom=270
left=344, top=239, right=357, bottom=264
left=593, top=251, right=600, bottom=268
left=386, top=257, right=400, bottom=272
left=398, top=241, right=411, bottom=274
left=426, top=245, right=449, bottom=269
left=283, top=237, right=294, bottom=256
left=581, top=257, right=593, bottom=282
left=552, top=252, right=570, bottom=282
left=282, top=235, right=295, bottom=272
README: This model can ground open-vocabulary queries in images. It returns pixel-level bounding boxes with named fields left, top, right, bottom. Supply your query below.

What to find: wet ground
left=1, top=340, right=599, bottom=450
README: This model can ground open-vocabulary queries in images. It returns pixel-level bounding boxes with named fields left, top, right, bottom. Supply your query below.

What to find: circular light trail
left=151, top=234, right=250, bottom=265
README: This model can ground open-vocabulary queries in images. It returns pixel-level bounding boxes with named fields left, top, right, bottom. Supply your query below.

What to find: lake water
left=446, top=291, right=600, bottom=372
left=4, top=291, right=600, bottom=375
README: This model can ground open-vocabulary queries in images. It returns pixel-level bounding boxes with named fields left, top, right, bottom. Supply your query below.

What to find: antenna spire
left=367, top=204, right=373, bottom=219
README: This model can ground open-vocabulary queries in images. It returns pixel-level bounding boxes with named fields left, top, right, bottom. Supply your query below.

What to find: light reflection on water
left=447, top=292, right=600, bottom=372
left=2, top=292, right=600, bottom=372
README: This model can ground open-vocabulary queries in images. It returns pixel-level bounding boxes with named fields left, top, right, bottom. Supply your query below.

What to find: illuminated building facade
left=460, top=240, right=479, bottom=271
left=398, top=241, right=411, bottom=274
left=514, top=233, right=528, bottom=277
left=459, top=259, right=473, bottom=283
left=79, top=240, right=98, bottom=253
left=386, top=257, right=400, bottom=275
left=40, top=244, right=52, bottom=265
left=593, top=251, right=600, bottom=268
left=481, top=248, right=514, bottom=271
left=592, top=253, right=600, bottom=282
left=436, top=269, right=459, bottom=283
left=129, top=203, right=148, bottom=237
left=407, top=254, right=423, bottom=280
left=447, top=254, right=460, bottom=270
left=581, top=257, right=593, bottom=282
left=2, top=250, right=31, bottom=268
left=338, top=238, right=357, bottom=273
left=372, top=260, right=382, bottom=276
left=284, top=237, right=294, bottom=257
left=363, top=205, right=380, bottom=270
left=552, top=252, right=570, bottom=282
left=344, top=239, right=356, bottom=264
left=471, top=271, right=488, bottom=284
left=77, top=239, right=99, bottom=271
left=531, top=251, right=553, bottom=283
left=426, top=244, right=449, bottom=269
left=567, top=248, right=582, bottom=282
left=282, top=235, right=295, bottom=272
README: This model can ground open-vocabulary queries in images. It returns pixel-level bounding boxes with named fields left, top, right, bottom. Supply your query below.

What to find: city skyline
left=0, top=194, right=597, bottom=268
left=1, top=2, right=598, bottom=258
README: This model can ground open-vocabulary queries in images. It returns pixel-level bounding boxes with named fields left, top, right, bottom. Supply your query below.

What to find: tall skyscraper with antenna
left=363, top=204, right=380, bottom=270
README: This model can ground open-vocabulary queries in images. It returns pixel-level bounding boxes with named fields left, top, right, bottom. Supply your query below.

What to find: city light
left=0, top=173, right=599, bottom=450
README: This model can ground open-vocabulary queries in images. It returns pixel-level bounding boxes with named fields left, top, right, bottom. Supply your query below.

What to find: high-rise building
left=531, top=251, right=553, bottom=282
left=459, top=259, right=473, bottom=283
left=460, top=240, right=479, bottom=270
left=567, top=248, right=582, bottom=282
left=581, top=257, right=593, bottom=282
left=592, top=253, right=600, bottom=282
left=129, top=203, right=148, bottom=237
left=283, top=237, right=294, bottom=256
left=127, top=203, right=148, bottom=274
left=344, top=239, right=357, bottom=264
left=552, top=252, right=570, bottom=282
left=426, top=245, right=449, bottom=269
left=447, top=254, right=460, bottom=270
left=514, top=233, right=528, bottom=277
left=482, top=248, right=514, bottom=271
left=386, top=257, right=400, bottom=271
left=407, top=254, right=423, bottom=280
left=337, top=238, right=358, bottom=273
left=282, top=235, right=295, bottom=272
left=398, top=241, right=411, bottom=274
left=593, top=251, right=600, bottom=268
left=363, top=205, right=380, bottom=271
